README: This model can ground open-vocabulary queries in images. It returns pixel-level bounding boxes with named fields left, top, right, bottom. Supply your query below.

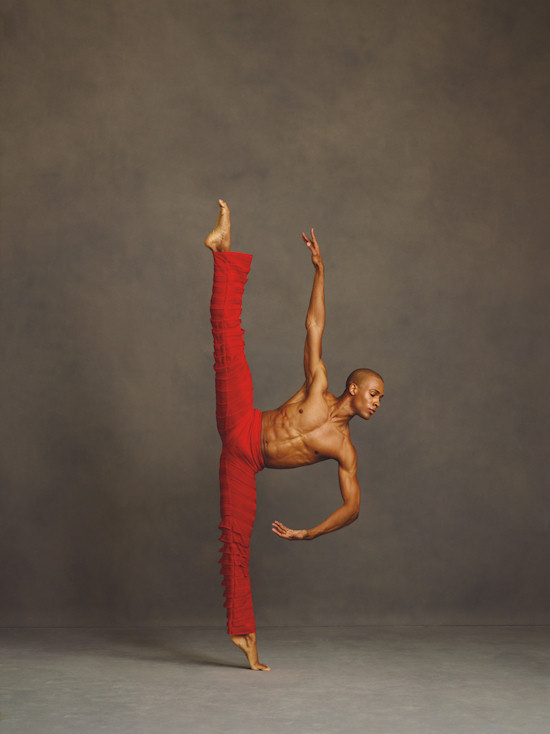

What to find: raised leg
left=210, top=250, right=255, bottom=440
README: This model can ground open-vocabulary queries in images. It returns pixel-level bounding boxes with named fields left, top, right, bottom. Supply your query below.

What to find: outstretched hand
left=302, top=229, right=323, bottom=269
left=272, top=521, right=308, bottom=541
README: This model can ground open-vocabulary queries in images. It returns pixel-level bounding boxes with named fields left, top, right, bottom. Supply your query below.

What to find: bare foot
left=204, top=199, right=231, bottom=252
left=231, top=632, right=270, bottom=671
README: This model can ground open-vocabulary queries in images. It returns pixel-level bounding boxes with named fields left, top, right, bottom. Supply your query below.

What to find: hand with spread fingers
left=272, top=521, right=308, bottom=541
left=302, top=228, right=324, bottom=270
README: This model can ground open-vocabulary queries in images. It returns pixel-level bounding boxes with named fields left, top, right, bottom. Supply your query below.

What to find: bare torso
left=261, top=385, right=354, bottom=469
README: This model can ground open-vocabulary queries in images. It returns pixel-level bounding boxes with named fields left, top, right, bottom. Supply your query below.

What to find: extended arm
left=302, top=229, right=328, bottom=392
left=272, top=445, right=360, bottom=541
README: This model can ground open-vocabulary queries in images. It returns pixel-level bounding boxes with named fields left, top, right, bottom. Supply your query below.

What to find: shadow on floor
left=89, top=627, right=243, bottom=668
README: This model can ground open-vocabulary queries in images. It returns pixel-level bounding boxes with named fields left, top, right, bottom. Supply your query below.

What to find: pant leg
left=210, top=252, right=259, bottom=635
left=218, top=451, right=257, bottom=635
left=210, top=252, right=254, bottom=444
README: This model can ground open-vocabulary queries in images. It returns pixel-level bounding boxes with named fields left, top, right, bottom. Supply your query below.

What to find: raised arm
left=302, top=229, right=328, bottom=392
left=272, top=443, right=360, bottom=541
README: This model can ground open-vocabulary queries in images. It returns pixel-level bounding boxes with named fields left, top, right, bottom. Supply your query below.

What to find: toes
left=252, top=663, right=271, bottom=671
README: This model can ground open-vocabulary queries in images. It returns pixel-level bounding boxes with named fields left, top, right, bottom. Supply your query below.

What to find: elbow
left=348, top=506, right=360, bottom=523
left=305, top=318, right=322, bottom=331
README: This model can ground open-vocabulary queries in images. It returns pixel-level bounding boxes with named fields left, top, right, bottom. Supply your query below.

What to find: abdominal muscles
left=261, top=411, right=328, bottom=469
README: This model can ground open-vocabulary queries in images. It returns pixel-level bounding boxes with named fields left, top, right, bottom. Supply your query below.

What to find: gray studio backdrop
left=2, top=0, right=549, bottom=627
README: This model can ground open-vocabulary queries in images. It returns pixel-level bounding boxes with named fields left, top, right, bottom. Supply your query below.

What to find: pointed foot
left=231, top=632, right=271, bottom=671
left=204, top=199, right=231, bottom=252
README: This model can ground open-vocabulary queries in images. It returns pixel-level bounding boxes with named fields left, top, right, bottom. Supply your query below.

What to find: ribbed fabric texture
left=210, top=252, right=264, bottom=636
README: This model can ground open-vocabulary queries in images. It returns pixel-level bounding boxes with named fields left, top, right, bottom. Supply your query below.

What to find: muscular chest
left=274, top=409, right=344, bottom=459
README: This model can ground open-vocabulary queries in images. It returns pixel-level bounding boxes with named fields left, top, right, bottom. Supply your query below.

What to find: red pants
left=210, top=252, right=264, bottom=635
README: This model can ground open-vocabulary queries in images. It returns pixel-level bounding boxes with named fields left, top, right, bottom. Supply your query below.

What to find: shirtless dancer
left=205, top=200, right=384, bottom=670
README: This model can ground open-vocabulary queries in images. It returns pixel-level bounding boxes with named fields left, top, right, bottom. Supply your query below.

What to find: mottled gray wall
left=2, top=0, right=549, bottom=626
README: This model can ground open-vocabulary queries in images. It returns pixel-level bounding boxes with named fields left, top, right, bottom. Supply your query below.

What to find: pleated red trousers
left=210, top=252, right=264, bottom=635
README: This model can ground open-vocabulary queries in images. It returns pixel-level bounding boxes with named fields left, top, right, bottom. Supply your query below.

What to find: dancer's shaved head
left=345, top=368, right=384, bottom=391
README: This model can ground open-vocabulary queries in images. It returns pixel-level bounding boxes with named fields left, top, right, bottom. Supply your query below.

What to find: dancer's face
left=350, top=376, right=384, bottom=420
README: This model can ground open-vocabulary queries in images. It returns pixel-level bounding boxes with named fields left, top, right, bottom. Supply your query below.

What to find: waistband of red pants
left=250, top=409, right=265, bottom=473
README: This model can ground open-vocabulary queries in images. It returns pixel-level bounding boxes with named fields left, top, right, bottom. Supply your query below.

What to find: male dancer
left=205, top=200, right=384, bottom=670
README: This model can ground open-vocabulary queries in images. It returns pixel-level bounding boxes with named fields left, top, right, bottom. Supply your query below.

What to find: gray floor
left=0, top=627, right=548, bottom=734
